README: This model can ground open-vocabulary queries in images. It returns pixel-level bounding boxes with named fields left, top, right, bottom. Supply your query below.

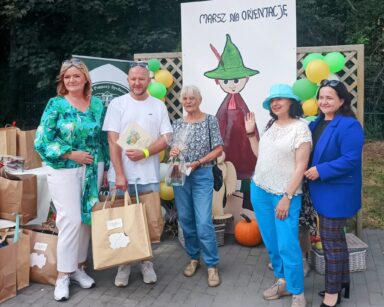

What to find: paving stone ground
left=2, top=229, right=383, bottom=307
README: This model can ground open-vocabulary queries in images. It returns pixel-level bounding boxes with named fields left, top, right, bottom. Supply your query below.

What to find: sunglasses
left=319, top=79, right=342, bottom=87
left=130, top=61, right=148, bottom=68
left=62, top=58, right=83, bottom=67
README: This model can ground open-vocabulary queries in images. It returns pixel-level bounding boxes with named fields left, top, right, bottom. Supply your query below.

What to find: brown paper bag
left=99, top=191, right=164, bottom=243
left=0, top=234, right=17, bottom=303
left=16, top=129, right=42, bottom=170
left=0, top=127, right=17, bottom=156
left=131, top=192, right=164, bottom=243
left=91, top=192, right=153, bottom=270
left=6, top=229, right=31, bottom=290
left=25, top=225, right=58, bottom=285
left=0, top=170, right=37, bottom=225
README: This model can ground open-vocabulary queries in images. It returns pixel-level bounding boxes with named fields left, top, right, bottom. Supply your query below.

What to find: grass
left=362, top=141, right=384, bottom=228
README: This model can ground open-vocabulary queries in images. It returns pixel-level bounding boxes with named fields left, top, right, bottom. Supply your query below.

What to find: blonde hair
left=56, top=59, right=92, bottom=97
left=180, top=85, right=202, bottom=101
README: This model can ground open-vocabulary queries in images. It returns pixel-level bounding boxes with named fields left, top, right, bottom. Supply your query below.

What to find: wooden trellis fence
left=136, top=45, right=365, bottom=236
left=135, top=44, right=364, bottom=126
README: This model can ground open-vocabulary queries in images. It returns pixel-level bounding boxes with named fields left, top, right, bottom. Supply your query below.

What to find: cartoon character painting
left=204, top=34, right=260, bottom=208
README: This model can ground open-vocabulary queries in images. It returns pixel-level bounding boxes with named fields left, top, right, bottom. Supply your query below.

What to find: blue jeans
left=174, top=167, right=219, bottom=267
left=250, top=181, right=304, bottom=294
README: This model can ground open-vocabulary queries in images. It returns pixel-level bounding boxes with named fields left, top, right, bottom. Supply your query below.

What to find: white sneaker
left=114, top=265, right=131, bottom=287
left=70, top=267, right=95, bottom=288
left=140, top=261, right=157, bottom=284
left=54, top=275, right=70, bottom=301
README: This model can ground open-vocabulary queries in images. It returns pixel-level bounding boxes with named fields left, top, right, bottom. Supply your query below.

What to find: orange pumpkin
left=234, top=213, right=262, bottom=246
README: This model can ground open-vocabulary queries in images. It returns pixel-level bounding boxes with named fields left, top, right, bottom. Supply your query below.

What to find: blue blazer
left=308, top=115, right=364, bottom=218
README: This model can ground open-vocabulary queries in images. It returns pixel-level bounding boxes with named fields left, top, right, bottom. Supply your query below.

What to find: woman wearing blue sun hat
left=245, top=84, right=312, bottom=307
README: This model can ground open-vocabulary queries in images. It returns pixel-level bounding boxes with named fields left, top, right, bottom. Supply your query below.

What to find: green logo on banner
left=92, top=82, right=129, bottom=107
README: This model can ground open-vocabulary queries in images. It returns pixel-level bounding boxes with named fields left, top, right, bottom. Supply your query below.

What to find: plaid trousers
left=319, top=215, right=350, bottom=294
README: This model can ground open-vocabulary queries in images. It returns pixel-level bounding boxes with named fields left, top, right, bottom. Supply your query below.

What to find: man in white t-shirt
left=102, top=63, right=172, bottom=287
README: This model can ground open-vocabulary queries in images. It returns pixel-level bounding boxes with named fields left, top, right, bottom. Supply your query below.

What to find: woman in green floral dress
left=34, top=58, right=107, bottom=302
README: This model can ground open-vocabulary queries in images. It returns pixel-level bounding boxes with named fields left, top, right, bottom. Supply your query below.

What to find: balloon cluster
left=159, top=152, right=174, bottom=201
left=147, top=59, right=174, bottom=100
left=293, top=52, right=346, bottom=121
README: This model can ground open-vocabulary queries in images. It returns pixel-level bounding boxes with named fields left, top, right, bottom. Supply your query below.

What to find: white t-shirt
left=102, top=94, right=172, bottom=184
left=252, top=119, right=312, bottom=195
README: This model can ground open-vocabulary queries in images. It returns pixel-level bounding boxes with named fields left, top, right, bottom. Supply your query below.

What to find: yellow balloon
left=302, top=98, right=318, bottom=116
left=160, top=181, right=174, bottom=201
left=154, top=69, right=173, bottom=88
left=159, top=150, right=165, bottom=162
left=305, top=59, right=330, bottom=83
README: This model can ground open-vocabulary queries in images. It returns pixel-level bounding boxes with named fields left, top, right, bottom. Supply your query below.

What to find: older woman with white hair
left=170, top=85, right=223, bottom=287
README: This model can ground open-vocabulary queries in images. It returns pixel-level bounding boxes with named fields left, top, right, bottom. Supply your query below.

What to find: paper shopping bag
left=3, top=227, right=31, bottom=290
left=92, top=192, right=153, bottom=270
left=0, top=169, right=37, bottom=225
left=0, top=232, right=17, bottom=303
left=16, top=129, right=42, bottom=170
left=131, top=192, right=164, bottom=243
left=25, top=224, right=58, bottom=285
left=0, top=126, right=17, bottom=156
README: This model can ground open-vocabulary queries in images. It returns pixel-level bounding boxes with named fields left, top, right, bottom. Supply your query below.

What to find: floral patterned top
left=172, top=114, right=223, bottom=165
left=34, top=96, right=108, bottom=224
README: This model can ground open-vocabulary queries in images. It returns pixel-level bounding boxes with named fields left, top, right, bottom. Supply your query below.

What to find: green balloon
left=148, top=82, right=166, bottom=99
left=292, top=78, right=318, bottom=101
left=324, top=52, right=345, bottom=73
left=148, top=59, right=161, bottom=72
left=303, top=53, right=324, bottom=69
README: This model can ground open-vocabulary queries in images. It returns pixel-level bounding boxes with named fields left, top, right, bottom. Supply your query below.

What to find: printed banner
left=74, top=55, right=132, bottom=107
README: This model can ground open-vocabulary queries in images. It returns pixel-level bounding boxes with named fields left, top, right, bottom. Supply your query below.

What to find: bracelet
left=246, top=132, right=255, bottom=136
left=197, top=160, right=202, bottom=165
left=142, top=148, right=150, bottom=158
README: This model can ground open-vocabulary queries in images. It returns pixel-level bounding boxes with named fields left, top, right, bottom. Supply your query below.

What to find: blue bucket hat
left=262, top=84, right=301, bottom=110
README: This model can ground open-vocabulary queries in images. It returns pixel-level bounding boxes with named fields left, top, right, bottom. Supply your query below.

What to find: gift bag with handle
left=0, top=126, right=17, bottom=156
left=0, top=167, right=37, bottom=225
left=0, top=230, right=17, bottom=303
left=25, top=223, right=58, bottom=285
left=92, top=188, right=153, bottom=270
left=2, top=214, right=31, bottom=290
left=131, top=191, right=164, bottom=243
left=16, top=129, right=42, bottom=170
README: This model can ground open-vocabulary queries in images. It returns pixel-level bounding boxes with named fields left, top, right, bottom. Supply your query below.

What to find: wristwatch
left=284, top=192, right=293, bottom=200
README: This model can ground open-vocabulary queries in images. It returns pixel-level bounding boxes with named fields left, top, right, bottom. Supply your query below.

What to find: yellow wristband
left=142, top=148, right=150, bottom=158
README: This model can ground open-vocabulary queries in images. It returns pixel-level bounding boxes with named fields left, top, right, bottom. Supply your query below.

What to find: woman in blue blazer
left=304, top=80, right=364, bottom=307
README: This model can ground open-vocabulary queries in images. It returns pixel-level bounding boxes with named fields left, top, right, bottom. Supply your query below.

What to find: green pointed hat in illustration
left=204, top=34, right=259, bottom=80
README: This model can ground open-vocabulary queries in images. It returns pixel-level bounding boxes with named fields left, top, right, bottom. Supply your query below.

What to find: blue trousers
left=250, top=182, right=304, bottom=294
left=174, top=167, right=219, bottom=267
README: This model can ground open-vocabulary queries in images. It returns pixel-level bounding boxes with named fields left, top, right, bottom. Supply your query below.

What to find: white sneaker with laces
left=140, top=261, right=157, bottom=284
left=70, top=267, right=95, bottom=288
left=114, top=265, right=131, bottom=287
left=54, top=275, right=70, bottom=301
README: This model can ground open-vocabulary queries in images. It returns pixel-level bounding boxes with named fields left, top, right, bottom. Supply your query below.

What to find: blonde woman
left=35, top=58, right=106, bottom=301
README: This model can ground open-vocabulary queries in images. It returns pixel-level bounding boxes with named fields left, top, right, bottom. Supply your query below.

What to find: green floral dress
left=34, top=96, right=108, bottom=225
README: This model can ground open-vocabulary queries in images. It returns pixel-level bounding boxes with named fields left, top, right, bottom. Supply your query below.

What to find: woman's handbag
left=212, top=164, right=223, bottom=192
left=207, top=115, right=223, bottom=192
left=91, top=190, right=153, bottom=270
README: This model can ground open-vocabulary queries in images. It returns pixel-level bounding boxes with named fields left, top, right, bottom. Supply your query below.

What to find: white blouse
left=252, top=119, right=312, bottom=195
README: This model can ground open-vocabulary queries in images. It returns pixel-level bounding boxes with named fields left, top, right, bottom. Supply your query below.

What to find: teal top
left=34, top=96, right=109, bottom=224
